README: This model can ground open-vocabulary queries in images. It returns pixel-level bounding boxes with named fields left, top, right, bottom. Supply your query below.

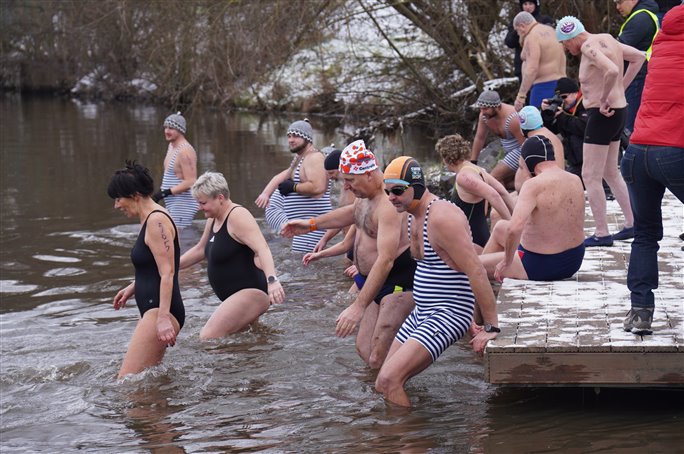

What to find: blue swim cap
left=518, top=106, right=543, bottom=131
left=556, top=16, right=585, bottom=42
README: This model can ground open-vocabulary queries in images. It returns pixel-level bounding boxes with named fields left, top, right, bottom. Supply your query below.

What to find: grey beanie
left=287, top=118, right=313, bottom=143
left=164, top=112, right=187, bottom=134
left=476, top=90, right=502, bottom=108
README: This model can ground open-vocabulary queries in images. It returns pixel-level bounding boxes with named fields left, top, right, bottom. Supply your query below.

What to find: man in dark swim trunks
left=282, top=140, right=416, bottom=369
left=479, top=135, right=586, bottom=281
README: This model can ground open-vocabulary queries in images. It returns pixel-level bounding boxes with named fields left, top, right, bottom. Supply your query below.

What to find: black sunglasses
left=384, top=185, right=411, bottom=196
left=560, top=94, right=569, bottom=99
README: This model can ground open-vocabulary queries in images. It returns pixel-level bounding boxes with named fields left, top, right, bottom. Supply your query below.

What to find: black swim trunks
left=353, top=247, right=416, bottom=304
left=584, top=107, right=627, bottom=145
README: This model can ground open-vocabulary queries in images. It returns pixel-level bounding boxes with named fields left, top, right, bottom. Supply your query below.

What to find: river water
left=1, top=94, right=682, bottom=453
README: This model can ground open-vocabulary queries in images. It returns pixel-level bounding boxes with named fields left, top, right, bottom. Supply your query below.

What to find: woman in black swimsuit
left=180, top=171, right=285, bottom=339
left=435, top=134, right=516, bottom=252
left=108, top=161, right=184, bottom=378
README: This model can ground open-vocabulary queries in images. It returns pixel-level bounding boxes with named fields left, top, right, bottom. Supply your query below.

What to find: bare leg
left=355, top=302, right=379, bottom=366
left=603, top=140, right=634, bottom=228
left=200, top=288, right=270, bottom=339
left=582, top=143, right=611, bottom=237
left=482, top=220, right=510, bottom=254
left=118, top=308, right=181, bottom=378
left=367, top=292, right=415, bottom=369
left=375, top=339, right=433, bottom=407
left=491, top=163, right=516, bottom=190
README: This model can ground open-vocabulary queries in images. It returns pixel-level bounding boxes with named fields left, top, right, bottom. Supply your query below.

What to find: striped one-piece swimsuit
left=161, top=145, right=199, bottom=228
left=500, top=111, right=522, bottom=170
left=395, top=198, right=475, bottom=362
left=265, top=157, right=332, bottom=253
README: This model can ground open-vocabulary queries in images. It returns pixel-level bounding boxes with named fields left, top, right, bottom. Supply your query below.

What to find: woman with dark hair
left=108, top=161, right=185, bottom=378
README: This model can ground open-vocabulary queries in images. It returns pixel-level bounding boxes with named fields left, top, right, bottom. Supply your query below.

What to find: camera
left=543, top=95, right=564, bottom=111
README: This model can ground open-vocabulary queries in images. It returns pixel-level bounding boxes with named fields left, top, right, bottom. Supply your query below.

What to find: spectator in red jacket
left=620, top=5, right=684, bottom=335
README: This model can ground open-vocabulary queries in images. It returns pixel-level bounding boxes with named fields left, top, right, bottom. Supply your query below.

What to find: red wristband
left=309, top=218, right=317, bottom=232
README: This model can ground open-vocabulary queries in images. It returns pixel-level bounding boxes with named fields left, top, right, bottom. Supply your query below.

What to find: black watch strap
left=484, top=323, right=501, bottom=333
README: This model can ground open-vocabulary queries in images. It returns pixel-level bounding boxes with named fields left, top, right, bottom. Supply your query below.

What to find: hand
left=599, top=100, right=614, bottom=117
left=469, top=330, right=497, bottom=354
left=156, top=313, right=177, bottom=347
left=113, top=283, right=134, bottom=310
left=268, top=281, right=285, bottom=305
left=468, top=321, right=484, bottom=338
left=514, top=97, right=525, bottom=111
left=278, top=179, right=296, bottom=196
left=302, top=252, right=320, bottom=265
left=343, top=264, right=358, bottom=278
left=152, top=188, right=172, bottom=203
left=335, top=303, right=364, bottom=337
left=493, top=260, right=510, bottom=283
left=280, top=219, right=310, bottom=238
left=255, top=192, right=271, bottom=209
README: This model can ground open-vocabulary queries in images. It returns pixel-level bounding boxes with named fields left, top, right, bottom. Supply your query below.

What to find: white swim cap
left=556, top=16, right=585, bottom=42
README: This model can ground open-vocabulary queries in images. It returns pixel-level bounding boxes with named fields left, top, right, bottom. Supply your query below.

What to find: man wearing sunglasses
left=374, top=157, right=499, bottom=407
left=281, top=140, right=416, bottom=370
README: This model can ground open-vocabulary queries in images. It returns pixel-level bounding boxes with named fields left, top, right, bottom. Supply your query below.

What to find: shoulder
left=429, top=199, right=466, bottom=225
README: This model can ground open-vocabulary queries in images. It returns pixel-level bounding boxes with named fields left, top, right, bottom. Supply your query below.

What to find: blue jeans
left=620, top=144, right=684, bottom=308
left=624, top=75, right=645, bottom=134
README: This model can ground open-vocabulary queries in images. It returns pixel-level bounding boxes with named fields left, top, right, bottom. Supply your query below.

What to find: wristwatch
left=267, top=275, right=278, bottom=285
left=484, top=323, right=501, bottom=333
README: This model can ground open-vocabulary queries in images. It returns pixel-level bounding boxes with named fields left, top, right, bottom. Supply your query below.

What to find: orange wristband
left=309, top=218, right=317, bottom=232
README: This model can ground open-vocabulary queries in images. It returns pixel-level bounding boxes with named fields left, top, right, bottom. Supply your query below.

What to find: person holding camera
left=540, top=78, right=587, bottom=181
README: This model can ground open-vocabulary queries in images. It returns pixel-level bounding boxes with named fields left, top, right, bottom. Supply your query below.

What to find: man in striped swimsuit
left=375, top=157, right=500, bottom=407
left=153, top=112, right=198, bottom=229
left=470, top=90, right=526, bottom=190
left=255, top=119, right=332, bottom=253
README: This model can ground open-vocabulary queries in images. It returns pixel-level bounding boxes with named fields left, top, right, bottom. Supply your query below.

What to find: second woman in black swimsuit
left=436, top=134, right=515, bottom=252
left=180, top=171, right=285, bottom=339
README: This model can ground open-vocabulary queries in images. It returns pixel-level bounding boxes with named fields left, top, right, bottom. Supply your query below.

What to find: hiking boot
left=613, top=226, right=635, bottom=241
left=623, top=307, right=654, bottom=334
left=584, top=235, right=614, bottom=247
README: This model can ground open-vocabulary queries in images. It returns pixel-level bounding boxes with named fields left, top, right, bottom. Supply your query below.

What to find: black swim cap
left=324, top=148, right=342, bottom=170
left=521, top=135, right=555, bottom=176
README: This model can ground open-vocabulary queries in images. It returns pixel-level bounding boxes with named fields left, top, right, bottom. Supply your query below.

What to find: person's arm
left=179, top=218, right=211, bottom=269
left=113, top=281, right=135, bottom=310
left=581, top=40, right=621, bottom=116
left=335, top=204, right=403, bottom=338
left=620, top=42, right=646, bottom=91
left=457, top=171, right=512, bottom=220
left=281, top=203, right=355, bottom=238
left=516, top=37, right=541, bottom=109
left=172, top=145, right=198, bottom=194
left=145, top=211, right=179, bottom=346
left=313, top=228, right=342, bottom=253
left=494, top=182, right=537, bottom=282
left=255, top=167, right=292, bottom=208
left=470, top=119, right=488, bottom=162
left=556, top=101, right=588, bottom=137
left=303, top=226, right=356, bottom=265
left=428, top=202, right=498, bottom=353
left=228, top=207, right=285, bottom=305
left=295, top=153, right=328, bottom=197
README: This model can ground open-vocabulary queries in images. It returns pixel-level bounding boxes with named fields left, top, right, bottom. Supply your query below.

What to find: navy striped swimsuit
left=395, top=198, right=475, bottom=361
left=161, top=144, right=199, bottom=228
left=265, top=156, right=332, bottom=253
